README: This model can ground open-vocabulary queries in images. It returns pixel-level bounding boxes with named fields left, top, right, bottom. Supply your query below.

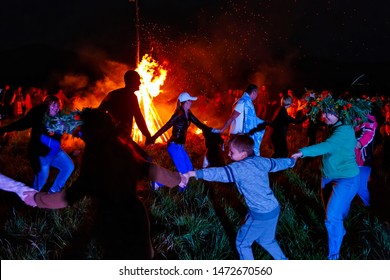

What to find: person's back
left=98, top=70, right=151, bottom=161
left=271, top=96, right=305, bottom=158
left=271, top=105, right=289, bottom=136
left=98, top=70, right=151, bottom=140
left=99, top=87, right=137, bottom=129
left=28, top=108, right=182, bottom=259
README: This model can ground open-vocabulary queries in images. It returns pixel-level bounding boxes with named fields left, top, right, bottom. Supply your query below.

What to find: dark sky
left=1, top=0, right=390, bottom=94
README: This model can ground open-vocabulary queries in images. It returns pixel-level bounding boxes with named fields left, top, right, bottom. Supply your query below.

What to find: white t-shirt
left=229, top=101, right=244, bottom=134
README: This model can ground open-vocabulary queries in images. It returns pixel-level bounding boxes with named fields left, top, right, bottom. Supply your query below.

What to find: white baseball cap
left=178, top=92, right=197, bottom=102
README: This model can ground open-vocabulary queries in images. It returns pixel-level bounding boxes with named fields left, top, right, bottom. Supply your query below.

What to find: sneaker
left=327, top=254, right=339, bottom=260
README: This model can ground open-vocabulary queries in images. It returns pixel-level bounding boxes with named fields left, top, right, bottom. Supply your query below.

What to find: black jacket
left=0, top=104, right=62, bottom=171
left=152, top=107, right=210, bottom=144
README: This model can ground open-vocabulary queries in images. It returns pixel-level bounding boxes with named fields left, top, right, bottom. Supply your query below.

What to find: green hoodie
left=300, top=121, right=359, bottom=179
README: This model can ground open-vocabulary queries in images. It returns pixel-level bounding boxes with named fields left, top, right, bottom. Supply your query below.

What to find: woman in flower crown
left=291, top=94, right=371, bottom=260
left=0, top=95, right=74, bottom=193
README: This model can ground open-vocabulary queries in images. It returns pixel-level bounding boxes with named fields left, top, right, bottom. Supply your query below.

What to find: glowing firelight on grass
left=133, top=54, right=169, bottom=143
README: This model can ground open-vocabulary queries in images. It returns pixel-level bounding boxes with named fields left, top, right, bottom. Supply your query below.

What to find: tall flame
left=133, top=54, right=169, bottom=143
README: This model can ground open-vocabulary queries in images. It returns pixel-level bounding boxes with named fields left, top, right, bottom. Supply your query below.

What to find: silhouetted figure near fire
left=23, top=108, right=184, bottom=259
left=98, top=70, right=152, bottom=161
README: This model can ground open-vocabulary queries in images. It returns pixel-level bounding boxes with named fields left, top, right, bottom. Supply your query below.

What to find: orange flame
left=66, top=55, right=169, bottom=144
left=133, top=54, right=169, bottom=143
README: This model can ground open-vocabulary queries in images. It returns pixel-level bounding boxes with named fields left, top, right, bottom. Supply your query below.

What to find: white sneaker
left=154, top=182, right=160, bottom=190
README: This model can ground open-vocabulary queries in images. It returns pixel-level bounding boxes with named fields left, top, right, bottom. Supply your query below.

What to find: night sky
left=1, top=0, right=389, bottom=95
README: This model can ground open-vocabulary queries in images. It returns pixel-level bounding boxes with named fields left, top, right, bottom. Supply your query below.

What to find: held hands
left=178, top=171, right=196, bottom=188
left=22, top=190, right=38, bottom=207
left=179, top=173, right=188, bottom=187
left=248, top=122, right=268, bottom=136
left=291, top=151, right=303, bottom=160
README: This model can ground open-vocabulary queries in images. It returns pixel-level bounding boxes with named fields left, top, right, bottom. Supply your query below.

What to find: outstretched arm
left=148, top=163, right=181, bottom=188
left=180, top=171, right=196, bottom=187
left=0, top=173, right=37, bottom=202
left=133, top=100, right=152, bottom=139
left=219, top=110, right=240, bottom=133
left=30, top=191, right=69, bottom=209
left=146, top=112, right=179, bottom=145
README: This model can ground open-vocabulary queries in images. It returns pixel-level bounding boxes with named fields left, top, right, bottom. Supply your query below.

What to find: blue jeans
left=321, top=175, right=359, bottom=260
left=167, top=142, right=193, bottom=174
left=357, top=166, right=371, bottom=207
left=33, top=149, right=74, bottom=193
left=236, top=208, right=287, bottom=260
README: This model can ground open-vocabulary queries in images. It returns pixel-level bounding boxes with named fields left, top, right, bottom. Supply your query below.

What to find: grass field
left=0, top=122, right=389, bottom=260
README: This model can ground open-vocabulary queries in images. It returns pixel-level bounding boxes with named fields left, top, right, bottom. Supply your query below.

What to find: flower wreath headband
left=304, top=93, right=373, bottom=126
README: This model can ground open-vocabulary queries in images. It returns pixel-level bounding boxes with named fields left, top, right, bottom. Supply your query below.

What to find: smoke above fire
left=140, top=1, right=299, bottom=96
left=54, top=1, right=303, bottom=139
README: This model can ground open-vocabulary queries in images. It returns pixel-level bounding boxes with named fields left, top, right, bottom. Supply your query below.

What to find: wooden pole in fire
left=129, top=0, right=140, bottom=67
left=135, top=0, right=140, bottom=66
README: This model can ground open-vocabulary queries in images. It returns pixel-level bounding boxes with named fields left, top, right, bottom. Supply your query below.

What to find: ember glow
left=64, top=54, right=170, bottom=144
left=133, top=54, right=169, bottom=143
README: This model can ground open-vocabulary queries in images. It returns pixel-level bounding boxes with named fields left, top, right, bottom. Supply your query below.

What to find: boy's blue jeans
left=167, top=142, right=193, bottom=174
left=33, top=149, right=74, bottom=193
left=236, top=208, right=287, bottom=260
left=321, top=175, right=359, bottom=260
left=357, top=166, right=371, bottom=207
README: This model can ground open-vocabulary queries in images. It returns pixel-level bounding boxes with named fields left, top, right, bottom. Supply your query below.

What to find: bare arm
left=0, top=173, right=36, bottom=202
left=219, top=110, right=240, bottom=133
left=148, top=163, right=181, bottom=187
left=30, top=191, right=69, bottom=209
